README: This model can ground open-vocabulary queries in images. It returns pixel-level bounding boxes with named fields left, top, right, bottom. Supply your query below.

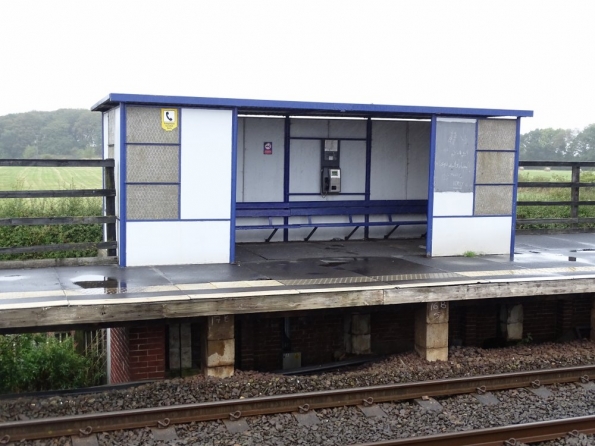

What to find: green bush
left=0, top=333, right=105, bottom=393
left=0, top=192, right=102, bottom=260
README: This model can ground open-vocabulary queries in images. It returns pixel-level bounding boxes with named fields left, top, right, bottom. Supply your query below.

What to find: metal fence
left=0, top=158, right=116, bottom=262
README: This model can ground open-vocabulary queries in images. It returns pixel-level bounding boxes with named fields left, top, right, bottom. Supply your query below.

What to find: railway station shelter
left=92, top=94, right=533, bottom=267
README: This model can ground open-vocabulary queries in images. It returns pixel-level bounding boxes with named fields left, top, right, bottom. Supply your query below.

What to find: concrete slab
left=473, top=392, right=500, bottom=406
left=414, top=397, right=443, bottom=412
left=157, top=263, right=268, bottom=283
left=71, top=434, right=99, bottom=446
left=151, top=426, right=178, bottom=441
left=223, top=418, right=250, bottom=433
left=358, top=404, right=387, bottom=418
left=526, top=386, right=554, bottom=398
left=293, top=410, right=320, bottom=426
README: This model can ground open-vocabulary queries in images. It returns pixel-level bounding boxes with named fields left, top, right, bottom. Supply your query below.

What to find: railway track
left=1, top=364, right=595, bottom=444
left=353, top=415, right=595, bottom=445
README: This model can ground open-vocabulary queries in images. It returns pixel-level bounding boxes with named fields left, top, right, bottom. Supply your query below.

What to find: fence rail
left=0, top=158, right=117, bottom=262
left=516, top=160, right=595, bottom=233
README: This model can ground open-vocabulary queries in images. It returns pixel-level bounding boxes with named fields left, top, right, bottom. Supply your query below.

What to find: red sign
left=263, top=142, right=273, bottom=155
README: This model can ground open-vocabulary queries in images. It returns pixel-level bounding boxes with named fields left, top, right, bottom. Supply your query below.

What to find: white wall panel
left=431, top=217, right=511, bottom=256
left=290, top=119, right=328, bottom=138
left=370, top=121, right=408, bottom=200
left=241, top=118, right=284, bottom=202
left=406, top=122, right=431, bottom=199
left=340, top=140, right=366, bottom=193
left=329, top=119, right=367, bottom=139
left=126, top=221, right=230, bottom=266
left=433, top=192, right=474, bottom=216
left=235, top=118, right=244, bottom=202
left=289, top=139, right=320, bottom=194
left=180, top=108, right=233, bottom=219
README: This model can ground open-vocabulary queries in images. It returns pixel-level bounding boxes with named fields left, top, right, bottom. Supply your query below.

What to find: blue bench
left=236, top=200, right=427, bottom=242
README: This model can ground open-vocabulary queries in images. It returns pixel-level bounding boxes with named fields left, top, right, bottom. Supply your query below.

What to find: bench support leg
left=304, top=227, right=318, bottom=242
left=383, top=225, right=401, bottom=239
left=345, top=226, right=361, bottom=241
left=265, top=228, right=279, bottom=243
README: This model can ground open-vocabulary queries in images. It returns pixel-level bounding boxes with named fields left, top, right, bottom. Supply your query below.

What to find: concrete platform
left=1, top=234, right=595, bottom=331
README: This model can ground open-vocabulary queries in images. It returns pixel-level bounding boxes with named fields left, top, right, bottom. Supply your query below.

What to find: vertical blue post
left=119, top=104, right=127, bottom=267
left=426, top=115, right=437, bottom=257
left=283, top=115, right=290, bottom=241
left=364, top=117, right=372, bottom=239
left=230, top=108, right=238, bottom=263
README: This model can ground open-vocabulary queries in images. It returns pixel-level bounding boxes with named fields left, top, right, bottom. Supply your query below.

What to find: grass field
left=0, top=167, right=102, bottom=190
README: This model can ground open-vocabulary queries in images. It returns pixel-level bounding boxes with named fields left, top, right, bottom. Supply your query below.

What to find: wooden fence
left=516, top=160, right=595, bottom=233
left=0, top=159, right=117, bottom=263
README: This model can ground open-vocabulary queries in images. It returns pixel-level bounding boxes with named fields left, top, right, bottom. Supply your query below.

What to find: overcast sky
left=1, top=1, right=592, bottom=133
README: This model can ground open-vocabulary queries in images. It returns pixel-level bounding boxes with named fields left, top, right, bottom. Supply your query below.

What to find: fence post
left=105, top=164, right=117, bottom=257
left=571, top=164, right=580, bottom=230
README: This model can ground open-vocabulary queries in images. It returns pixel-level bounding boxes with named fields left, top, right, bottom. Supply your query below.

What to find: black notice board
left=434, top=120, right=476, bottom=193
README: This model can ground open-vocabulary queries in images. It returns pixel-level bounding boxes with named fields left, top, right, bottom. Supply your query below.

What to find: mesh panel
left=474, top=185, right=513, bottom=215
left=126, top=145, right=179, bottom=183
left=126, top=184, right=179, bottom=220
left=475, top=152, right=515, bottom=184
left=477, top=119, right=516, bottom=150
left=126, top=107, right=180, bottom=144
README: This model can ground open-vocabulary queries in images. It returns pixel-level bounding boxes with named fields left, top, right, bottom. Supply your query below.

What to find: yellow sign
left=161, top=109, right=178, bottom=131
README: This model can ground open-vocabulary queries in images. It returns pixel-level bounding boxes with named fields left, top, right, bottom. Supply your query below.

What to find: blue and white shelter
left=92, top=94, right=532, bottom=267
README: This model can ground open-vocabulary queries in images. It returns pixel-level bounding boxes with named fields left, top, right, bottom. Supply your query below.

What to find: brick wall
left=290, top=314, right=344, bottom=364
left=109, top=327, right=130, bottom=384
left=371, top=305, right=415, bottom=354
left=129, top=322, right=166, bottom=380
left=238, top=316, right=283, bottom=371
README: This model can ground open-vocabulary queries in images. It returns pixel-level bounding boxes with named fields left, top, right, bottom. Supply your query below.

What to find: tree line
left=0, top=109, right=101, bottom=159
left=520, top=124, right=595, bottom=161
left=1, top=109, right=594, bottom=161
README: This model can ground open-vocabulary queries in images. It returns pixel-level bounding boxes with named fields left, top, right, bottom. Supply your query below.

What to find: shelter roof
left=92, top=93, right=533, bottom=119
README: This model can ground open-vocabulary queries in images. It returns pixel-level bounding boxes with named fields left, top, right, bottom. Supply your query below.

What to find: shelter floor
left=1, top=234, right=595, bottom=314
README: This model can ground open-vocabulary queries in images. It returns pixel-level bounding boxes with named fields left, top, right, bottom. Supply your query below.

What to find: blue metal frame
left=364, top=118, right=372, bottom=239
left=127, top=218, right=230, bottom=222
left=283, top=116, right=290, bottom=241
left=290, top=136, right=367, bottom=142
left=472, top=119, right=479, bottom=215
left=426, top=115, right=437, bottom=257
left=119, top=104, right=127, bottom=267
left=510, top=117, right=522, bottom=260
left=230, top=108, right=238, bottom=262
left=288, top=192, right=365, bottom=196
left=92, top=93, right=533, bottom=119
left=433, top=214, right=512, bottom=219
left=126, top=142, right=180, bottom=146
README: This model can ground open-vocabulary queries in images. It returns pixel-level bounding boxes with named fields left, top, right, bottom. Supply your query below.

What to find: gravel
left=2, top=339, right=595, bottom=445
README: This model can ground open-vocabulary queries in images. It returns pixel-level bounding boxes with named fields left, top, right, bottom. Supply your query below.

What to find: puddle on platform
left=320, top=258, right=353, bottom=266
left=71, top=275, right=123, bottom=293
left=0, top=274, right=24, bottom=282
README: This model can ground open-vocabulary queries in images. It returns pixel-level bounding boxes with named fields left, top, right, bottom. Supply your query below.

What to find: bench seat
left=236, top=200, right=427, bottom=242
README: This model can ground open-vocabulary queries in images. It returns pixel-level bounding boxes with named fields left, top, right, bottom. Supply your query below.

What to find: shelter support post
left=202, top=315, right=235, bottom=378
left=344, top=313, right=371, bottom=354
left=415, top=302, right=449, bottom=362
left=500, top=304, right=523, bottom=341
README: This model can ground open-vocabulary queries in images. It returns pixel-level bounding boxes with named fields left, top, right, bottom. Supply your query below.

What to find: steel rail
left=351, top=415, right=595, bottom=445
left=1, top=365, right=594, bottom=442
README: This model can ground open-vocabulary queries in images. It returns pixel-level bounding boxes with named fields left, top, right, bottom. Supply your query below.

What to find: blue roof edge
left=91, top=93, right=533, bottom=118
